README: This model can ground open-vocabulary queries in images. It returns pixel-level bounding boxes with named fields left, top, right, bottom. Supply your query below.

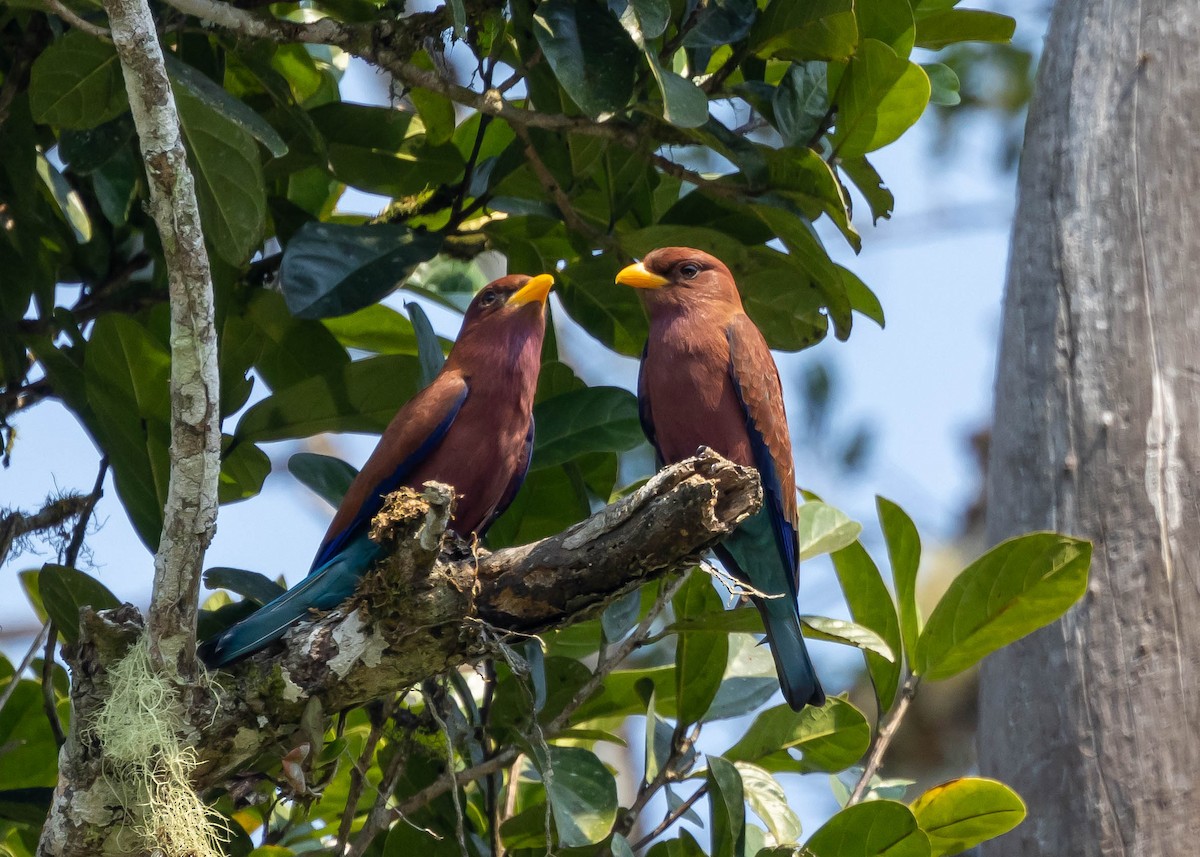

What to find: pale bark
left=38, top=452, right=761, bottom=856
left=101, top=0, right=220, bottom=673
left=980, top=1, right=1200, bottom=854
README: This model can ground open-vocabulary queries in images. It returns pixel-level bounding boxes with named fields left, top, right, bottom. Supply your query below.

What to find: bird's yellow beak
left=615, top=262, right=669, bottom=289
left=508, top=273, right=555, bottom=306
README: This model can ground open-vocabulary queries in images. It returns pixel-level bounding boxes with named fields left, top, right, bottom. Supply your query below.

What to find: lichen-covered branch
left=40, top=451, right=759, bottom=855
left=101, top=0, right=219, bottom=671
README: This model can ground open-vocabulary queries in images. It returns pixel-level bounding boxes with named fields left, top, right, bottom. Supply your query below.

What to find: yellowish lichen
left=88, top=636, right=228, bottom=857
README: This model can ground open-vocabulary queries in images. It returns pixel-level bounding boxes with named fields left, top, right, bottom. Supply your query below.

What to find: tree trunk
left=979, top=1, right=1200, bottom=855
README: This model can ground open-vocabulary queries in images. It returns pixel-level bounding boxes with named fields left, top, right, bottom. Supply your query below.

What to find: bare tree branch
left=100, top=0, right=220, bottom=672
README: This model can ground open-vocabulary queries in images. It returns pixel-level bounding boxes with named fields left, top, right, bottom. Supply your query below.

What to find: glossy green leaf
left=58, top=116, right=133, bottom=174
left=735, top=762, right=801, bottom=844
left=176, top=86, right=266, bottom=265
left=84, top=315, right=171, bottom=549
left=831, top=540, right=903, bottom=711
left=219, top=435, right=271, bottom=504
left=0, top=682, right=59, bottom=788
left=923, top=63, right=962, bottom=105
left=531, top=386, right=644, bottom=469
left=224, top=290, right=350, bottom=393
left=707, top=756, right=746, bottom=857
left=878, top=497, right=922, bottom=660
left=857, top=0, right=917, bottom=57
left=534, top=0, right=639, bottom=117
left=805, top=800, right=931, bottom=857
left=646, top=830, right=707, bottom=857
left=673, top=570, right=729, bottom=724
left=911, top=778, right=1026, bottom=856
left=202, top=567, right=286, bottom=606
left=914, top=9, right=1016, bottom=51
left=288, top=452, right=358, bottom=508
left=235, top=354, right=421, bottom=443
left=280, top=222, right=441, bottom=320
left=0, top=788, right=53, bottom=827
left=665, top=608, right=894, bottom=662
left=915, top=533, right=1091, bottom=680
left=752, top=0, right=857, bottom=62
left=646, top=54, right=709, bottom=128
left=406, top=301, right=445, bottom=389
left=840, top=156, right=894, bottom=224
left=772, top=62, right=832, bottom=147
left=486, top=464, right=591, bottom=548
left=29, top=32, right=127, bottom=129
left=831, top=40, right=931, bottom=158
left=621, top=0, right=671, bottom=39
left=164, top=54, right=287, bottom=157
left=39, top=564, right=120, bottom=644
left=798, top=501, right=863, bottom=561
left=322, top=303, right=424, bottom=355
left=840, top=265, right=886, bottom=327
left=532, top=745, right=618, bottom=847
left=725, top=697, right=870, bottom=773
left=705, top=633, right=783, bottom=721
left=682, top=0, right=757, bottom=48
left=601, top=587, right=644, bottom=643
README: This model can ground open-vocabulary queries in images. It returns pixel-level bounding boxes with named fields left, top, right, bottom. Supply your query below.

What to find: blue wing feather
left=309, top=385, right=468, bottom=572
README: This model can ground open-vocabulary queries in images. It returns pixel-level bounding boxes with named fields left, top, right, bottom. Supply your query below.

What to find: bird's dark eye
left=479, top=289, right=499, bottom=307
left=679, top=263, right=701, bottom=279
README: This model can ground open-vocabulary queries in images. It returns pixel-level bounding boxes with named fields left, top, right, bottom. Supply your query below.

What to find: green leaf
left=878, top=497, right=922, bottom=661
left=531, top=386, right=644, bottom=469
left=798, top=501, right=863, bottom=560
left=163, top=54, right=287, bottom=157
left=219, top=435, right=271, bottom=504
left=914, top=533, right=1091, bottom=680
left=646, top=54, right=709, bottom=128
left=0, top=787, right=53, bottom=827
left=772, top=62, right=831, bottom=147
left=621, top=0, right=671, bottom=39
left=734, top=762, right=801, bottom=844
left=601, top=587, right=643, bottom=643
left=830, top=40, right=931, bottom=159
left=39, top=564, right=120, bottom=644
left=840, top=156, right=894, bottom=224
left=534, top=0, right=639, bottom=117
left=857, top=0, right=917, bottom=57
left=665, top=609, right=894, bottom=662
left=176, top=86, right=266, bottom=265
left=911, top=778, right=1026, bottom=856
left=235, top=354, right=421, bottom=443
left=805, top=800, right=931, bottom=857
left=801, top=616, right=896, bottom=663
left=752, top=0, right=858, bottom=62
left=612, top=832, right=637, bottom=857
left=914, top=9, right=1016, bottom=51
left=406, top=301, right=445, bottom=389
left=840, top=265, right=886, bottom=327
left=0, top=682, right=59, bottom=788
left=673, top=570, right=729, bottom=724
left=202, top=567, right=285, bottom=605
left=725, top=698, right=870, bottom=773
left=288, top=452, right=358, bottom=509
left=922, top=63, right=961, bottom=106
left=322, top=303, right=423, bottom=355
left=29, top=32, right=127, bottom=129
left=831, top=540, right=903, bottom=711
left=279, top=222, right=442, bottom=319
left=531, top=745, right=618, bottom=847
left=681, top=0, right=756, bottom=48
left=486, top=464, right=591, bottom=548
left=646, top=830, right=707, bottom=857
left=706, top=756, right=745, bottom=857
left=84, top=314, right=171, bottom=549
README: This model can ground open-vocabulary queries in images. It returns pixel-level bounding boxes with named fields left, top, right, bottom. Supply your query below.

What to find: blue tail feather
left=198, top=536, right=382, bottom=668
left=715, top=510, right=825, bottom=710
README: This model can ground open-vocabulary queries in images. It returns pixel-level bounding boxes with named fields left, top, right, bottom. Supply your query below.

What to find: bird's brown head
left=451, top=272, right=554, bottom=369
left=614, top=247, right=742, bottom=315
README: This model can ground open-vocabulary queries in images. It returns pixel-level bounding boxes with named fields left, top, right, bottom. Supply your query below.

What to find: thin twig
left=846, top=674, right=921, bottom=805
left=41, top=622, right=65, bottom=747
left=512, top=124, right=614, bottom=251
left=632, top=782, right=708, bottom=851
left=425, top=684, right=469, bottom=857
left=345, top=736, right=412, bottom=857
left=0, top=496, right=91, bottom=567
left=39, top=0, right=112, bottom=39
left=0, top=621, right=50, bottom=717
left=337, top=698, right=394, bottom=849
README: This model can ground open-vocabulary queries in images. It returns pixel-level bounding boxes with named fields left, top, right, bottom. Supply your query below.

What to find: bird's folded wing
left=310, top=371, right=470, bottom=571
left=726, top=314, right=800, bottom=592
